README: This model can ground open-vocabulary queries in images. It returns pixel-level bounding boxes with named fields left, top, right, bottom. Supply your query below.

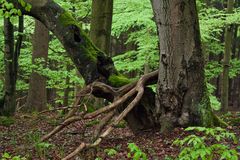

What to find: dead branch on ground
left=40, top=70, right=158, bottom=160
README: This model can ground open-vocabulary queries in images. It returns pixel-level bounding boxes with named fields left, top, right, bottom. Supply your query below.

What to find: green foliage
left=108, top=74, right=132, bottom=87
left=0, top=0, right=21, bottom=18
left=112, top=0, right=158, bottom=72
left=35, top=142, right=54, bottom=159
left=104, top=148, right=118, bottom=157
left=127, top=143, right=147, bottom=160
left=25, top=130, right=54, bottom=159
left=25, top=130, right=41, bottom=144
left=86, top=119, right=99, bottom=127
left=1, top=152, right=26, bottom=160
left=0, top=0, right=31, bottom=20
left=206, top=83, right=221, bottom=110
left=0, top=116, right=15, bottom=126
left=115, top=120, right=127, bottom=128
left=173, top=127, right=239, bottom=160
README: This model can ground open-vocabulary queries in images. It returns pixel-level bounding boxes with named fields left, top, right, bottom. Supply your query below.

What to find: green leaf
left=2, top=152, right=11, bottom=158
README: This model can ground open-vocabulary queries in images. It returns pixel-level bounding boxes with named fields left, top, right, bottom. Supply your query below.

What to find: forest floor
left=0, top=111, right=239, bottom=160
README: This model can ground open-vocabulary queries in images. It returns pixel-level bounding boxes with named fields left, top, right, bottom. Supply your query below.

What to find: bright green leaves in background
left=0, top=0, right=31, bottom=19
left=112, top=0, right=158, bottom=72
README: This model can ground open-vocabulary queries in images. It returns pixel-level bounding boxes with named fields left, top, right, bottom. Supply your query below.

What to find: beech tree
left=90, top=0, right=113, bottom=56
left=25, top=19, right=49, bottom=112
left=151, top=0, right=219, bottom=132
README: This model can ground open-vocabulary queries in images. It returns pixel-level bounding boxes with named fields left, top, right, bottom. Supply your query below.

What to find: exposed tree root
left=40, top=70, right=158, bottom=160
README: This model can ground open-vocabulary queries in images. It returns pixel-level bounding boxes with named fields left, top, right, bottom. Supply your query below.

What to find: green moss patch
left=59, top=11, right=77, bottom=26
left=108, top=74, right=132, bottom=87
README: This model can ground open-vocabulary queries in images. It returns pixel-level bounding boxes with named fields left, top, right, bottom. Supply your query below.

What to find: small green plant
left=0, top=116, right=15, bottom=127
left=173, top=127, right=239, bottom=160
left=86, top=119, right=100, bottom=127
left=25, top=131, right=41, bottom=144
left=25, top=131, right=54, bottom=159
left=1, top=152, right=26, bottom=160
left=115, top=120, right=127, bottom=128
left=35, top=142, right=54, bottom=159
left=104, top=148, right=118, bottom=157
left=127, top=143, right=147, bottom=160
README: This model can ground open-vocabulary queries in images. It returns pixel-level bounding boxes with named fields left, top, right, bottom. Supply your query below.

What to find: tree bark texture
left=25, top=19, right=49, bottom=112
left=90, top=0, right=113, bottom=109
left=90, top=0, right=113, bottom=56
left=221, top=0, right=234, bottom=112
left=0, top=15, right=23, bottom=116
left=0, top=18, right=16, bottom=116
left=151, top=0, right=215, bottom=132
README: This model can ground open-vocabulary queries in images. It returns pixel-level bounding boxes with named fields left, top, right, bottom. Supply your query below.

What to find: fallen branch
left=61, top=70, right=157, bottom=159
left=41, top=116, right=83, bottom=141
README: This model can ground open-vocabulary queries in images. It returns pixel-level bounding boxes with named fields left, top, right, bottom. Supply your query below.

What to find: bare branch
left=41, top=116, right=83, bottom=141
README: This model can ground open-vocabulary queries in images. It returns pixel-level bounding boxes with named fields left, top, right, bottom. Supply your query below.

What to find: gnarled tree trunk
left=13, top=0, right=156, bottom=131
left=151, top=0, right=216, bottom=132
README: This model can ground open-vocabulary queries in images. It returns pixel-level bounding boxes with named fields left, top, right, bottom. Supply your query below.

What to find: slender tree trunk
left=90, top=0, right=113, bottom=56
left=63, top=64, right=71, bottom=113
left=0, top=18, right=16, bottom=116
left=25, top=19, right=49, bottom=112
left=0, top=16, right=23, bottom=116
left=151, top=0, right=215, bottom=132
left=90, top=0, right=113, bottom=109
left=221, top=0, right=234, bottom=112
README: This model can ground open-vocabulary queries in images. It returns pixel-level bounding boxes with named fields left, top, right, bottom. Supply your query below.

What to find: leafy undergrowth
left=0, top=112, right=239, bottom=160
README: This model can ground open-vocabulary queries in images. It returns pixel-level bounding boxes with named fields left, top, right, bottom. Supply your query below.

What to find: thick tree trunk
left=221, top=0, right=234, bottom=112
left=25, top=19, right=48, bottom=112
left=151, top=0, right=215, bottom=132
